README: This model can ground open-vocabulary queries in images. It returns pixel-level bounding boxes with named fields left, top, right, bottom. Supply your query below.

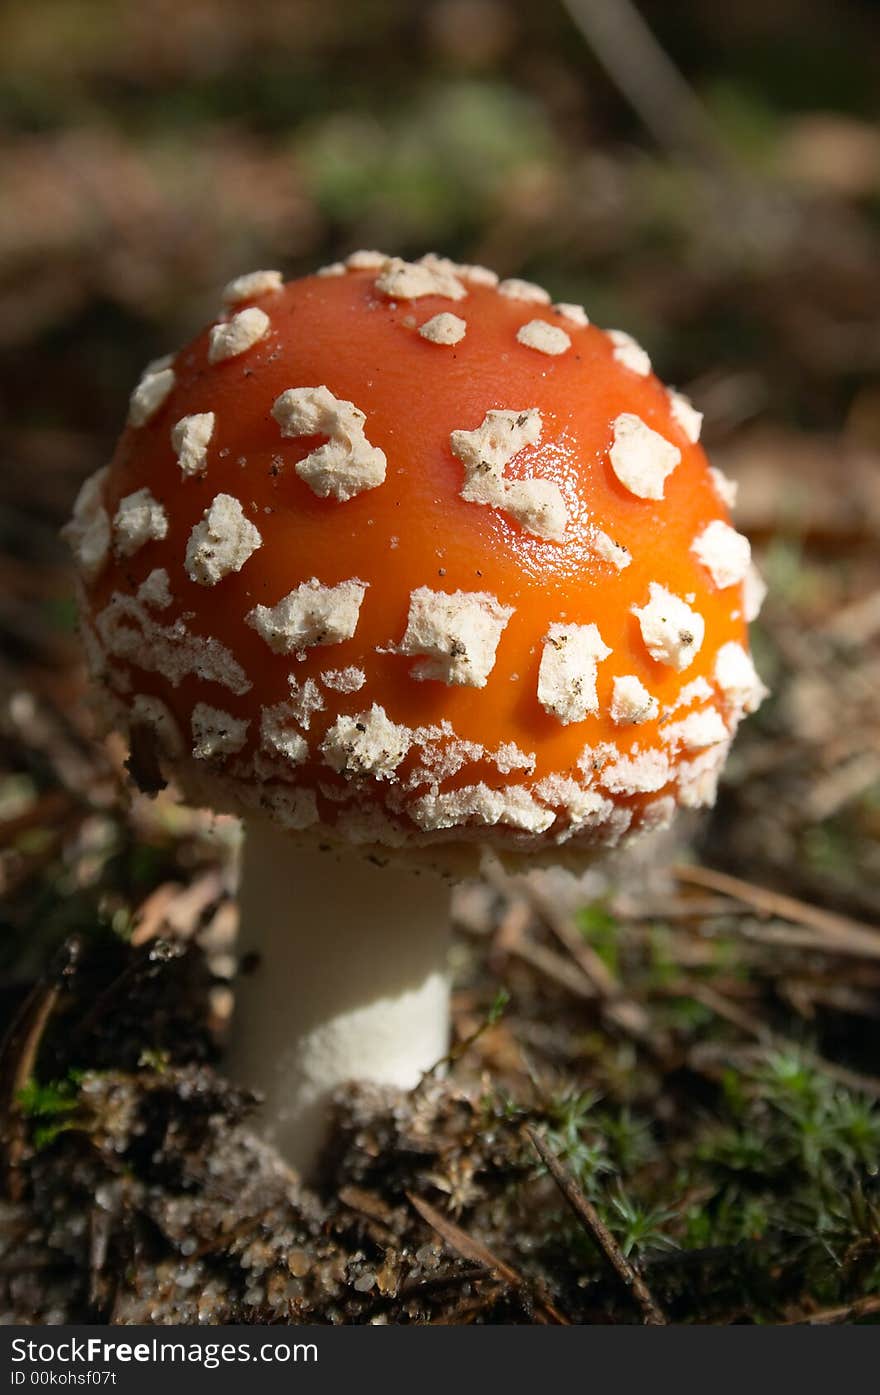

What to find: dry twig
left=407, top=1192, right=568, bottom=1325
left=674, top=864, right=880, bottom=954
left=786, top=1294, right=880, bottom=1326
left=560, top=0, right=728, bottom=165
left=525, top=1126, right=666, bottom=1326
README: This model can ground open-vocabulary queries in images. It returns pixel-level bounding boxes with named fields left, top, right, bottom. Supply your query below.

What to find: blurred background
left=2, top=0, right=880, bottom=1326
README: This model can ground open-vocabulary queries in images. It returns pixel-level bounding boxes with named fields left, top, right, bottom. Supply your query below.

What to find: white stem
left=228, top=822, right=451, bottom=1177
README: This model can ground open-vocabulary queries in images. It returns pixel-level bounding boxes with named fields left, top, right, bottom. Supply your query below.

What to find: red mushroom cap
left=64, top=253, right=766, bottom=853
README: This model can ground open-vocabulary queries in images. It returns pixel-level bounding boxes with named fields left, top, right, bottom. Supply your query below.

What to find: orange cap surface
left=65, top=253, right=766, bottom=851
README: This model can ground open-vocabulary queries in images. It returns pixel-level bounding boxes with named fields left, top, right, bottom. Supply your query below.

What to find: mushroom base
left=229, top=821, right=451, bottom=1178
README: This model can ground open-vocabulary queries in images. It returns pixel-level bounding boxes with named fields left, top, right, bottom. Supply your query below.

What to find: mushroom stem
left=229, top=822, right=452, bottom=1178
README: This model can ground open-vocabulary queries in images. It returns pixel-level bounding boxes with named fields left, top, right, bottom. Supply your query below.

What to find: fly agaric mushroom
left=64, top=252, right=766, bottom=1175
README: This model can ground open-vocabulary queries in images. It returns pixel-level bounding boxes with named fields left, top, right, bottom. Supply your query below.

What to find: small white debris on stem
left=609, top=413, right=681, bottom=500
left=271, top=385, right=386, bottom=502
left=185, top=494, right=262, bottom=587
left=538, top=622, right=611, bottom=724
